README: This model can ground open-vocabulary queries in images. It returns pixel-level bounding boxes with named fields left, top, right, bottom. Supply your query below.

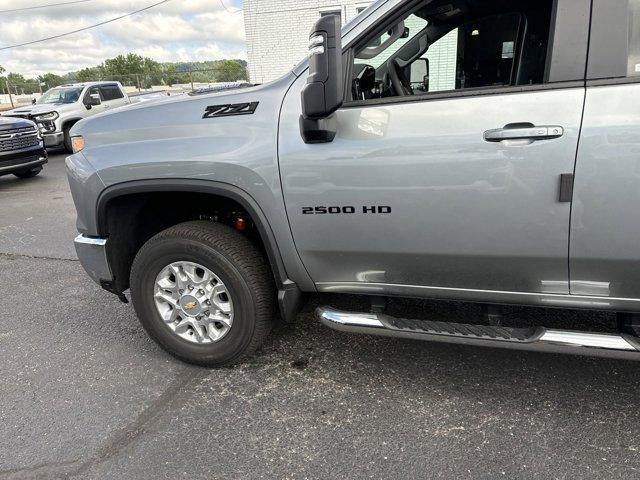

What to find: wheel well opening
left=62, top=118, right=80, bottom=132
left=102, top=191, right=271, bottom=294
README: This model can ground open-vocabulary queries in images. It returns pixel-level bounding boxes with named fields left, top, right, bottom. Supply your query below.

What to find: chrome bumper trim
left=317, top=307, right=640, bottom=360
left=43, top=132, right=64, bottom=147
left=540, top=329, right=637, bottom=351
left=74, top=234, right=112, bottom=286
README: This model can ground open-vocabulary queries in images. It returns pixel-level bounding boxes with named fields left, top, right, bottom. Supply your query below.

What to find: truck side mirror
left=410, top=58, right=429, bottom=92
left=84, top=93, right=101, bottom=110
left=300, top=14, right=343, bottom=144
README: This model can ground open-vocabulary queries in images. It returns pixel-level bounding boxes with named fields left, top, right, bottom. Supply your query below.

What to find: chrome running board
left=317, top=307, right=640, bottom=360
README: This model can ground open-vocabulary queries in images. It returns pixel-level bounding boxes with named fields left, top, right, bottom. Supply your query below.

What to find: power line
left=218, top=0, right=242, bottom=14
left=0, top=0, right=173, bottom=51
left=0, top=0, right=96, bottom=14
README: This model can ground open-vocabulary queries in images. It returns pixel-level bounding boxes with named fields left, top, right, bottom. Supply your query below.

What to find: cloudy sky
left=0, top=0, right=246, bottom=77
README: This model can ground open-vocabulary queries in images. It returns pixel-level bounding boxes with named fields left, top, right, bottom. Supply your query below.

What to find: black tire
left=63, top=127, right=73, bottom=153
left=13, top=167, right=42, bottom=179
left=130, top=221, right=275, bottom=367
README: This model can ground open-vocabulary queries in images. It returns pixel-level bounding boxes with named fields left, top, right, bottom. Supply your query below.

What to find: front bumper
left=0, top=154, right=47, bottom=175
left=74, top=235, right=113, bottom=286
left=43, top=132, right=64, bottom=148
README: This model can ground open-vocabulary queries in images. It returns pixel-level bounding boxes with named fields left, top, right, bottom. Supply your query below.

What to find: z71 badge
left=202, top=102, right=259, bottom=119
left=302, top=206, right=392, bottom=215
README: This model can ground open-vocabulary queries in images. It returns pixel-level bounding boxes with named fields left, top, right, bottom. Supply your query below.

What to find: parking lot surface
left=1, top=153, right=640, bottom=480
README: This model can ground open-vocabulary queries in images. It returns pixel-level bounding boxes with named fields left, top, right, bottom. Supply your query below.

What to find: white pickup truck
left=4, top=81, right=130, bottom=152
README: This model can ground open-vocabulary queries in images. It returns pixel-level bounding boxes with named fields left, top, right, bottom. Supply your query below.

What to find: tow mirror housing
left=300, top=14, right=343, bottom=144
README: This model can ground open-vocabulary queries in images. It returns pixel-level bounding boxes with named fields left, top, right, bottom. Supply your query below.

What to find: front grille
left=0, top=126, right=40, bottom=153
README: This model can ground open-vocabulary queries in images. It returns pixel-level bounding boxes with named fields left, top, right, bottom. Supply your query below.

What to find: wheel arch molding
left=95, top=179, right=303, bottom=320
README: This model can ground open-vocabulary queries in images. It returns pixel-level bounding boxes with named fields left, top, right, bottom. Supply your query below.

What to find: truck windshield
left=37, top=87, right=83, bottom=105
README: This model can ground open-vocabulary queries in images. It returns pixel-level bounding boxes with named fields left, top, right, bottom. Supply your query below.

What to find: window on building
left=350, top=0, right=554, bottom=101
left=629, top=0, right=640, bottom=76
left=99, top=84, right=124, bottom=101
left=320, top=9, right=342, bottom=27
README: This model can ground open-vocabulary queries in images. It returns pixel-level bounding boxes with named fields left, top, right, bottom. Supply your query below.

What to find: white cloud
left=0, top=0, right=246, bottom=77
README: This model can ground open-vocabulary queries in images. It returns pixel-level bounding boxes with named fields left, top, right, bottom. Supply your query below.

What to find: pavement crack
left=0, top=252, right=78, bottom=263
left=0, top=367, right=208, bottom=480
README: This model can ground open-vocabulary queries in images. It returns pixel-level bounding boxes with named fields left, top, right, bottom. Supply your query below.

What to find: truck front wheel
left=130, top=221, right=275, bottom=367
left=63, top=127, right=73, bottom=153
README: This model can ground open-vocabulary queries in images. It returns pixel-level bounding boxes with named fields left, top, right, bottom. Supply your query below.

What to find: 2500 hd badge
left=301, top=205, right=392, bottom=215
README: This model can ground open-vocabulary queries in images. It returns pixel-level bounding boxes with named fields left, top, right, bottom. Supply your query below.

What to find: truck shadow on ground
left=255, top=293, right=640, bottom=413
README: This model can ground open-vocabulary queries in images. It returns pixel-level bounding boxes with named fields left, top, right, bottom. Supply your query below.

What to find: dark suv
left=0, top=117, right=47, bottom=179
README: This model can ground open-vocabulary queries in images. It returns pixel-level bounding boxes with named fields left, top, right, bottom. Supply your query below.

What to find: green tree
left=38, top=73, right=65, bottom=90
left=213, top=60, right=248, bottom=82
left=4, top=73, right=39, bottom=94
left=162, top=64, right=189, bottom=85
left=75, top=67, right=102, bottom=82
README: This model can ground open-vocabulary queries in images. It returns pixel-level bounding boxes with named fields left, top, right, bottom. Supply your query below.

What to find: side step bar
left=317, top=307, right=640, bottom=360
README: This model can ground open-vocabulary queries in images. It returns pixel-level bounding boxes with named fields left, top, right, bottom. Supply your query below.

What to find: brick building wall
left=244, top=1, right=372, bottom=84
left=243, top=1, right=458, bottom=90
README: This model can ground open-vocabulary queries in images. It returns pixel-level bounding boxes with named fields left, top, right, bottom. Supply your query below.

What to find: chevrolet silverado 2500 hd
left=67, top=0, right=640, bottom=366
left=5, top=82, right=130, bottom=152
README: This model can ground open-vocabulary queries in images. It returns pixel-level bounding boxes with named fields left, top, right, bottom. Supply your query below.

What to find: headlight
left=71, top=136, right=85, bottom=154
left=33, top=111, right=59, bottom=121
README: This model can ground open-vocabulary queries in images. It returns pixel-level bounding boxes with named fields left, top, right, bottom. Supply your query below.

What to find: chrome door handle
left=484, top=124, right=564, bottom=142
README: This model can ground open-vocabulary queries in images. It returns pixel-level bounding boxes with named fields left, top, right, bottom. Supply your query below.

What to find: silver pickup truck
left=67, top=0, right=640, bottom=366
left=5, top=81, right=130, bottom=152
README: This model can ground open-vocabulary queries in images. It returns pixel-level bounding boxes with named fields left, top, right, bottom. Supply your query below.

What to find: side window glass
left=100, top=85, right=124, bottom=101
left=84, top=86, right=100, bottom=103
left=423, top=14, right=521, bottom=93
left=629, top=0, right=640, bottom=77
left=350, top=0, right=554, bottom=102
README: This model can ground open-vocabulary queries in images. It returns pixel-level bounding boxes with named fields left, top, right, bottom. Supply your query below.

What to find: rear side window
left=629, top=0, right=640, bottom=76
left=99, top=85, right=124, bottom=101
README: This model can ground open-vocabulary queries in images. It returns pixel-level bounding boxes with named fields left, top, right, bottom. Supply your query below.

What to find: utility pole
left=6, top=77, right=14, bottom=108
left=135, top=74, right=141, bottom=92
left=188, top=68, right=194, bottom=91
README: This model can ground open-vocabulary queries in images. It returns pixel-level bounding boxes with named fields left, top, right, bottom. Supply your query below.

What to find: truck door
left=98, top=84, right=127, bottom=111
left=279, top=0, right=591, bottom=297
left=570, top=0, right=640, bottom=299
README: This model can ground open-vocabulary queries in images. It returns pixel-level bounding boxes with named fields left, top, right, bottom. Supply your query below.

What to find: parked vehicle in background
left=67, top=0, right=640, bottom=367
left=3, top=82, right=130, bottom=152
left=0, top=117, right=47, bottom=179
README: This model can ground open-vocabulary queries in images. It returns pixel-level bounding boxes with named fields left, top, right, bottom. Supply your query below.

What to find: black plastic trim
left=559, top=173, right=574, bottom=203
left=97, top=180, right=289, bottom=287
left=587, top=0, right=630, bottom=80
left=96, top=179, right=304, bottom=321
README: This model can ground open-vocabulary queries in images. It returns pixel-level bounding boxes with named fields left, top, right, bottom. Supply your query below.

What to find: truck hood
left=0, top=116, right=36, bottom=130
left=4, top=102, right=81, bottom=117
left=71, top=73, right=300, bottom=149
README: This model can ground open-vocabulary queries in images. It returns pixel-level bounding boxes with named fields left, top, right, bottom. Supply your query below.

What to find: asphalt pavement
left=1, top=153, right=639, bottom=480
